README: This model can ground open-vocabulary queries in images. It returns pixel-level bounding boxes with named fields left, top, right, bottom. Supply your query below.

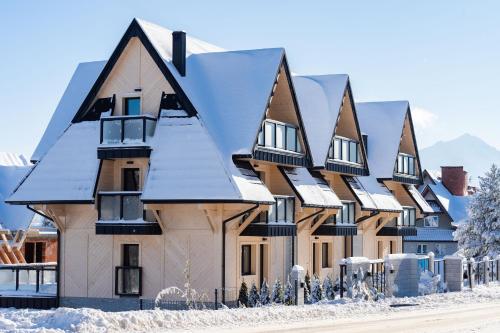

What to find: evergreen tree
left=248, top=282, right=260, bottom=307
left=260, top=279, right=270, bottom=305
left=271, top=279, right=284, bottom=304
left=322, top=275, right=335, bottom=300
left=310, top=275, right=323, bottom=303
left=455, top=164, right=500, bottom=258
left=238, top=281, right=249, bottom=307
left=304, top=271, right=311, bottom=303
left=284, top=277, right=294, bottom=305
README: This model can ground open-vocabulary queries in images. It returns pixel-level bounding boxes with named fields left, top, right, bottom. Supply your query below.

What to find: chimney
left=172, top=31, right=186, bottom=76
left=441, top=166, right=468, bottom=196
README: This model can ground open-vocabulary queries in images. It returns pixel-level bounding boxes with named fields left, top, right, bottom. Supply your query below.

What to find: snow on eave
left=31, top=61, right=106, bottom=162
left=292, top=74, right=350, bottom=168
left=356, top=101, right=409, bottom=180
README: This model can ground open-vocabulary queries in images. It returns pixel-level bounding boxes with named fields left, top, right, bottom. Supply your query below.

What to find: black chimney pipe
left=172, top=31, right=186, bottom=76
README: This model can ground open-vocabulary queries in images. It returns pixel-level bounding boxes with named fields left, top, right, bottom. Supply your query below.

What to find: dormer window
left=329, top=136, right=360, bottom=164
left=257, top=120, right=302, bottom=154
left=395, top=153, right=416, bottom=176
left=124, top=97, right=141, bottom=115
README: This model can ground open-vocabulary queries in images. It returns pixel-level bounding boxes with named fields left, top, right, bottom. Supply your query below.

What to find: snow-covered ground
left=1, top=283, right=499, bottom=332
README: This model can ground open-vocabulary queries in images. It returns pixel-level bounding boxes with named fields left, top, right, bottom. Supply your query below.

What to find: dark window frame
left=321, top=242, right=331, bottom=268
left=330, top=136, right=360, bottom=164
left=257, top=120, right=302, bottom=154
left=124, top=97, right=141, bottom=116
left=335, top=201, right=356, bottom=225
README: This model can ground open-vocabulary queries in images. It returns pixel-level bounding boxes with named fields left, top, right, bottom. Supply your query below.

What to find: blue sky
left=1, top=0, right=499, bottom=157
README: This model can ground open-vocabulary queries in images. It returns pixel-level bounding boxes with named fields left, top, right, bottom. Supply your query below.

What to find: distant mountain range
left=419, top=134, right=500, bottom=184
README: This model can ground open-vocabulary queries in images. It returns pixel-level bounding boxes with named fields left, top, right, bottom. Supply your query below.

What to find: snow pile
left=418, top=270, right=446, bottom=295
left=0, top=283, right=499, bottom=332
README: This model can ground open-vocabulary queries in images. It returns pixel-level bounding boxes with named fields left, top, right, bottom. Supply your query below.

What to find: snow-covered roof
left=165, top=48, right=285, bottom=157
left=424, top=180, right=471, bottom=224
left=356, top=101, right=409, bottom=179
left=406, top=185, right=434, bottom=214
left=281, top=167, right=342, bottom=208
left=141, top=112, right=274, bottom=203
left=404, top=227, right=455, bottom=242
left=0, top=153, right=34, bottom=231
left=8, top=122, right=100, bottom=204
left=136, top=18, right=224, bottom=60
left=31, top=61, right=106, bottom=162
left=292, top=74, right=348, bottom=167
left=357, top=175, right=403, bottom=212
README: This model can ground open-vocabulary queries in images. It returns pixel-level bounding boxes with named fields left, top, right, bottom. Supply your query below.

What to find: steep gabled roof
left=0, top=153, right=34, bottom=231
left=356, top=101, right=410, bottom=179
left=293, top=74, right=367, bottom=169
left=31, top=61, right=106, bottom=162
left=421, top=176, right=471, bottom=224
left=142, top=111, right=274, bottom=203
left=165, top=47, right=287, bottom=156
left=343, top=175, right=402, bottom=212
left=8, top=122, right=100, bottom=204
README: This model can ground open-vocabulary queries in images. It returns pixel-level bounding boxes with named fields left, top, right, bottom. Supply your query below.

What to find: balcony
left=240, top=196, right=297, bottom=237
left=393, top=153, right=419, bottom=184
left=98, top=115, right=157, bottom=159
left=312, top=202, right=358, bottom=236
left=325, top=136, right=368, bottom=176
left=115, top=266, right=142, bottom=296
left=377, top=207, right=417, bottom=236
left=253, top=120, right=310, bottom=167
left=96, top=192, right=161, bottom=235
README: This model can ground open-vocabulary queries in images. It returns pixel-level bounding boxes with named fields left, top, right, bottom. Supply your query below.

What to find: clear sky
left=1, top=0, right=499, bottom=158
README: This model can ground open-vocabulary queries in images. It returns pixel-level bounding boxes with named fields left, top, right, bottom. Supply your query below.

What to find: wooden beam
left=375, top=218, right=392, bottom=234
left=1, top=234, right=12, bottom=252
left=152, top=210, right=166, bottom=232
left=0, top=247, right=11, bottom=264
left=238, top=206, right=266, bottom=235
left=46, top=208, right=64, bottom=232
left=13, top=248, right=26, bottom=263
left=310, top=212, right=333, bottom=234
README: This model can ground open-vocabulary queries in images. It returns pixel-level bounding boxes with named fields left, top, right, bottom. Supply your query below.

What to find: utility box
left=291, top=265, right=305, bottom=305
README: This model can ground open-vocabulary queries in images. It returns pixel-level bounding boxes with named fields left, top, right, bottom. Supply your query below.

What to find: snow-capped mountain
left=420, top=134, right=500, bottom=183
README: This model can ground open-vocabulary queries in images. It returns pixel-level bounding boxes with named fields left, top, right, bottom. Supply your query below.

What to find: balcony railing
left=97, top=191, right=155, bottom=222
left=100, top=115, right=156, bottom=145
left=115, top=266, right=142, bottom=296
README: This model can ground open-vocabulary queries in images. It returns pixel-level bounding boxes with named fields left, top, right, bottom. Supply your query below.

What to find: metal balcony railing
left=98, top=192, right=155, bottom=222
left=100, top=115, right=156, bottom=145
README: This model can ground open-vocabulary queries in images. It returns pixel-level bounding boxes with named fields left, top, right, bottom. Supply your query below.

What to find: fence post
left=467, top=259, right=473, bottom=289
left=15, top=268, right=19, bottom=291
left=139, top=298, right=143, bottom=310
left=483, top=257, right=489, bottom=285
left=340, top=265, right=344, bottom=298
left=294, top=279, right=298, bottom=306
left=36, top=269, right=40, bottom=293
left=497, top=257, right=500, bottom=281
left=214, top=289, right=218, bottom=310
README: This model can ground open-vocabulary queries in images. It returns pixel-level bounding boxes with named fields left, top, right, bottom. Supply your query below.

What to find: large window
left=396, top=153, right=416, bottom=176
left=241, top=245, right=253, bottom=276
left=397, top=207, right=416, bottom=227
left=24, top=242, right=44, bottom=263
left=257, top=120, right=302, bottom=153
left=124, top=97, right=141, bottom=115
left=336, top=201, right=356, bottom=225
left=257, top=196, right=295, bottom=224
left=329, top=136, right=360, bottom=164
left=116, top=244, right=141, bottom=296
left=424, top=215, right=439, bottom=228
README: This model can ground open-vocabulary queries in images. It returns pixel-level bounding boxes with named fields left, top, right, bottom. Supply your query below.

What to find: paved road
left=207, top=302, right=500, bottom=333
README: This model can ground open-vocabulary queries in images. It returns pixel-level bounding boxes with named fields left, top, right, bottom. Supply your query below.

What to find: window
left=124, top=97, right=141, bottom=115
left=241, top=245, right=252, bottom=275
left=329, top=136, right=360, bottom=164
left=424, top=215, right=439, bottom=227
left=264, top=196, right=294, bottom=223
left=118, top=244, right=141, bottom=295
left=24, top=242, right=44, bottom=263
left=321, top=243, right=331, bottom=268
left=395, top=153, right=416, bottom=176
left=258, top=120, right=302, bottom=153
left=122, top=168, right=140, bottom=191
left=397, top=207, right=416, bottom=227
left=417, top=244, right=428, bottom=254
left=336, top=201, right=355, bottom=225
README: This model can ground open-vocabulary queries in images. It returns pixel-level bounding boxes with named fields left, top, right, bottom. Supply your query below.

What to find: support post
left=214, top=289, right=218, bottom=310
